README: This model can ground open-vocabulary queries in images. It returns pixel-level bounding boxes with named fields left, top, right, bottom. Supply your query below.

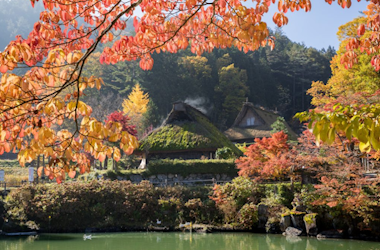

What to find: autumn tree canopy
left=0, top=0, right=377, bottom=181
left=297, top=3, right=380, bottom=153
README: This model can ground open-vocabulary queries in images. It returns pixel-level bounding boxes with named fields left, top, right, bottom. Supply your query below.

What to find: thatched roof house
left=138, top=102, right=241, bottom=160
left=224, top=102, right=297, bottom=143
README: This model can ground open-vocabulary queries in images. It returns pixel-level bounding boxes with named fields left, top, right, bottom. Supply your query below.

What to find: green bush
left=4, top=181, right=159, bottom=232
left=103, top=169, right=147, bottom=180
left=215, top=147, right=236, bottom=159
left=262, top=182, right=303, bottom=208
left=105, top=170, right=118, bottom=180
left=211, top=177, right=263, bottom=224
left=0, top=198, right=4, bottom=228
left=238, top=203, right=258, bottom=229
left=146, top=159, right=238, bottom=176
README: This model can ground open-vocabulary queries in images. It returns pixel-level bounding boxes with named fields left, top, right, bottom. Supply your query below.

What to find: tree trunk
left=36, top=155, right=40, bottom=184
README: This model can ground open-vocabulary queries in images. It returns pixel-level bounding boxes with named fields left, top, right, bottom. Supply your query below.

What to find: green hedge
left=146, top=159, right=238, bottom=177
left=3, top=181, right=222, bottom=232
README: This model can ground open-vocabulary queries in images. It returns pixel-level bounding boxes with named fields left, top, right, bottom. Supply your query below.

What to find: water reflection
left=1, top=232, right=380, bottom=250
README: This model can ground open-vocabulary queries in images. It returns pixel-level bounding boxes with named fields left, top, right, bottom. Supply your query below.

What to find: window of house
left=246, top=117, right=255, bottom=126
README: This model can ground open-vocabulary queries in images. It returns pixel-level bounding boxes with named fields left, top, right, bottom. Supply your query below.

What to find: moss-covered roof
left=139, top=102, right=241, bottom=155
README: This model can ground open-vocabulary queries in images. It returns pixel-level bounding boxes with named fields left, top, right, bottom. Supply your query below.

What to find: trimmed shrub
left=215, top=147, right=236, bottom=159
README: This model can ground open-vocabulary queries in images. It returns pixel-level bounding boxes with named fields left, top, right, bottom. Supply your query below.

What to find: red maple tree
left=105, top=111, right=138, bottom=138
left=236, top=131, right=292, bottom=180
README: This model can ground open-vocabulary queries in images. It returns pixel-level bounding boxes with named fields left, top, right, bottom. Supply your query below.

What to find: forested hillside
left=83, top=29, right=334, bottom=131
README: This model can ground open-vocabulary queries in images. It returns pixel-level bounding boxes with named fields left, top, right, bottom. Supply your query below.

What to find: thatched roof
left=139, top=102, right=242, bottom=155
left=224, top=102, right=297, bottom=142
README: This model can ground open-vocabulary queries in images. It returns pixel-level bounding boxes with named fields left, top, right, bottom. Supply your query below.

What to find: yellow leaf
left=113, top=147, right=121, bottom=162
left=109, top=133, right=120, bottom=142
left=370, top=125, right=380, bottom=150
left=67, top=101, right=77, bottom=112
left=325, top=127, right=336, bottom=145
left=320, top=122, right=329, bottom=142
left=359, top=141, right=371, bottom=153
left=0, top=130, right=7, bottom=142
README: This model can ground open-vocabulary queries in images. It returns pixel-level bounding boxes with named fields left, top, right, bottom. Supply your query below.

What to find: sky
left=261, top=0, right=369, bottom=50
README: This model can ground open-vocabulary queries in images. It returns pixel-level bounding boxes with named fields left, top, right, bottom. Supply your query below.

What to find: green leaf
left=364, top=118, right=373, bottom=129
left=357, top=125, right=369, bottom=143
left=325, top=127, right=336, bottom=145
left=350, top=116, right=360, bottom=138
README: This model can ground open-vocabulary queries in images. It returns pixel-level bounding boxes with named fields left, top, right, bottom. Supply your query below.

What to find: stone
left=257, top=204, right=268, bottom=230
left=157, top=174, right=166, bottom=180
left=291, top=212, right=306, bottom=230
left=303, top=213, right=318, bottom=236
left=280, top=215, right=292, bottom=232
left=332, top=217, right=350, bottom=230
left=129, top=174, right=143, bottom=183
left=189, top=174, right=197, bottom=179
left=317, top=230, right=344, bottom=239
left=168, top=174, right=174, bottom=179
left=284, top=227, right=303, bottom=237
left=266, top=221, right=281, bottom=234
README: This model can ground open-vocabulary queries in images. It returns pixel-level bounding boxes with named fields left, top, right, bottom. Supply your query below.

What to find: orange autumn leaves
left=341, top=3, right=380, bottom=71
left=0, top=47, right=138, bottom=182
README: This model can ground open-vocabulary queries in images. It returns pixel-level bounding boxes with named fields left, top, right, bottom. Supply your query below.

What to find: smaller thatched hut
left=137, top=102, right=241, bottom=163
left=224, top=102, right=297, bottom=143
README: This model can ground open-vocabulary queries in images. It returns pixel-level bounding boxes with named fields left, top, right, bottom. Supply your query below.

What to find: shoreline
left=2, top=225, right=379, bottom=242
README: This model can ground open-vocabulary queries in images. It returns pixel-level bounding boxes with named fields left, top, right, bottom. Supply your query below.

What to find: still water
left=1, top=232, right=380, bottom=250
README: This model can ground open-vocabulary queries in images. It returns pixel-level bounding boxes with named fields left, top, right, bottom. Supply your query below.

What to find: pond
left=1, top=232, right=380, bottom=250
